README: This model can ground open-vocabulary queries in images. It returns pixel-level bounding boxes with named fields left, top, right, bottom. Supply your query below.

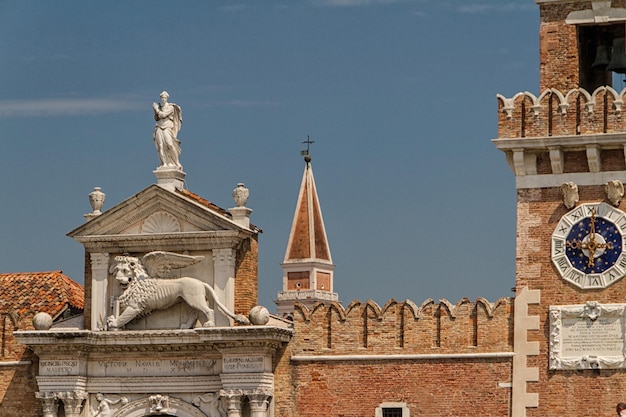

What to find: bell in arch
left=592, top=44, right=610, bottom=68
left=607, top=37, right=626, bottom=74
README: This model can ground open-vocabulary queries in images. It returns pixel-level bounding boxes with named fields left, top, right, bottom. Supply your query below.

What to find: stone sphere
left=33, top=312, right=53, bottom=330
left=249, top=306, right=270, bottom=325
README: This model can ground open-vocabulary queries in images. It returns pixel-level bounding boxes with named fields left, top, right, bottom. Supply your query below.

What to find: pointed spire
left=276, top=141, right=338, bottom=317
left=283, top=157, right=332, bottom=264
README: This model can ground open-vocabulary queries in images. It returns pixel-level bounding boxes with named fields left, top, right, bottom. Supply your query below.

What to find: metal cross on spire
left=300, top=135, right=315, bottom=163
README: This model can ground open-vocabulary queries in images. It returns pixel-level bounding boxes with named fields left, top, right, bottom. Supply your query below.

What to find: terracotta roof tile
left=176, top=188, right=262, bottom=232
left=0, top=271, right=84, bottom=319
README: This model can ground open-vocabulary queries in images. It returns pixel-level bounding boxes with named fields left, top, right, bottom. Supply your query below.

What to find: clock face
left=552, top=202, right=626, bottom=289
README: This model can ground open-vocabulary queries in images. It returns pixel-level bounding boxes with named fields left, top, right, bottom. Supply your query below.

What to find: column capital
left=56, top=391, right=87, bottom=417
left=90, top=252, right=109, bottom=269
left=213, top=248, right=235, bottom=267
left=36, top=392, right=58, bottom=417
left=220, top=389, right=244, bottom=417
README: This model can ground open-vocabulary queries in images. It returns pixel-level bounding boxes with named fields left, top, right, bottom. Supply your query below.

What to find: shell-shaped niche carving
left=141, top=211, right=181, bottom=234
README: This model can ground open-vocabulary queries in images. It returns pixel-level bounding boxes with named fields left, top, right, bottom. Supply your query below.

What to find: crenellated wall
left=290, top=297, right=513, bottom=355
left=273, top=297, right=514, bottom=417
left=497, top=87, right=626, bottom=140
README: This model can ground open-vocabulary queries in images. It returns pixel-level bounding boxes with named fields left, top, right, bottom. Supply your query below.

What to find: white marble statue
left=93, top=393, right=128, bottom=417
left=152, top=91, right=183, bottom=170
left=107, top=251, right=250, bottom=330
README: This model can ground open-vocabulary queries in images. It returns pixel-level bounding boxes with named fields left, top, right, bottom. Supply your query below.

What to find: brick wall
left=497, top=88, right=626, bottom=139
left=274, top=298, right=513, bottom=417
left=0, top=314, right=41, bottom=417
left=235, top=235, right=259, bottom=315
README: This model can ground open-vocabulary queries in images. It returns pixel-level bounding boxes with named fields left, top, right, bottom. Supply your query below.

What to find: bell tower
left=275, top=146, right=337, bottom=318
left=494, top=2, right=626, bottom=417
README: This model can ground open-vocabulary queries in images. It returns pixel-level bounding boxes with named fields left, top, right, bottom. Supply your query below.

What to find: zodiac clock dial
left=552, top=202, right=626, bottom=289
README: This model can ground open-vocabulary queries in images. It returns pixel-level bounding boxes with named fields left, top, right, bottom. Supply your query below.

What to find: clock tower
left=494, top=1, right=626, bottom=417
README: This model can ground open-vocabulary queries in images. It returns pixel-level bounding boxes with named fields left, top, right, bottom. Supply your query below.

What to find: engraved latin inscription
left=222, top=356, right=265, bottom=373
left=90, top=359, right=216, bottom=376
left=561, top=317, right=623, bottom=356
left=550, top=303, right=626, bottom=369
left=40, top=360, right=79, bottom=375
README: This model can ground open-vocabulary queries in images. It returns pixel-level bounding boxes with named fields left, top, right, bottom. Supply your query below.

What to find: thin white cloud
left=456, top=3, right=535, bottom=14
left=0, top=98, right=143, bottom=119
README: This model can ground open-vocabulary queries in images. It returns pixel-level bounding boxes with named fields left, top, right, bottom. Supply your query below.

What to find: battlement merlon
left=493, top=87, right=626, bottom=189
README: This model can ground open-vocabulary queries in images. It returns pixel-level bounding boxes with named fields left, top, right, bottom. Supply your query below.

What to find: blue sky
left=0, top=1, right=539, bottom=310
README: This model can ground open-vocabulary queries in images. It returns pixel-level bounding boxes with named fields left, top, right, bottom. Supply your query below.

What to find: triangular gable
left=68, top=184, right=253, bottom=238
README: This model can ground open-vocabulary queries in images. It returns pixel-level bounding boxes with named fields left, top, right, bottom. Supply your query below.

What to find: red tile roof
left=0, top=271, right=84, bottom=319
left=177, top=188, right=262, bottom=232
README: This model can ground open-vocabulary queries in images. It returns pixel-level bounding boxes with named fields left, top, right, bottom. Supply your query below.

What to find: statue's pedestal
left=154, top=168, right=186, bottom=191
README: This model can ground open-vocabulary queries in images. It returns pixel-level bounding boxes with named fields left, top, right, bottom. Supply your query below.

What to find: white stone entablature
left=16, top=327, right=291, bottom=417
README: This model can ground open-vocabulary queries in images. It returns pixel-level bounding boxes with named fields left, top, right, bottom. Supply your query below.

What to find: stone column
left=56, top=391, right=87, bottom=417
left=248, top=391, right=271, bottom=417
left=220, top=389, right=243, bottom=417
left=90, top=252, right=110, bottom=331
left=212, top=248, right=236, bottom=326
left=36, top=392, right=58, bottom=417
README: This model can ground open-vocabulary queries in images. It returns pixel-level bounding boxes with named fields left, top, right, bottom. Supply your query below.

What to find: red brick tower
left=495, top=2, right=626, bottom=417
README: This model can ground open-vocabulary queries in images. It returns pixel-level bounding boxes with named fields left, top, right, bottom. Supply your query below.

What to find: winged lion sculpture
left=107, top=251, right=250, bottom=330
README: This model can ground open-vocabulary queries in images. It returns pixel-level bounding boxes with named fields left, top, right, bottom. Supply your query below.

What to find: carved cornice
left=74, top=230, right=249, bottom=253
left=16, top=327, right=292, bottom=356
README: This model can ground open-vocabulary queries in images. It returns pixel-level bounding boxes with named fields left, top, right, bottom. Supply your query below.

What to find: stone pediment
left=67, top=185, right=255, bottom=253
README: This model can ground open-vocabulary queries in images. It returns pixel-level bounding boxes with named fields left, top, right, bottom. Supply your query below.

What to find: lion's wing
left=142, top=251, right=205, bottom=278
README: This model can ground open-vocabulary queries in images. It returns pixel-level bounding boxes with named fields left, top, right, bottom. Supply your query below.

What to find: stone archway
left=113, top=396, right=208, bottom=417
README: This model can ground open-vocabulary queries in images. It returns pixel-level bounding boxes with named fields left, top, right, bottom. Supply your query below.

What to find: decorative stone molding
left=90, top=252, right=109, bottom=270
left=56, top=391, right=87, bottom=417
left=586, top=145, right=601, bottom=172
left=212, top=248, right=235, bottom=267
left=153, top=167, right=186, bottom=191
left=220, top=389, right=244, bottom=417
left=550, top=302, right=626, bottom=369
left=248, top=391, right=271, bottom=417
left=561, top=182, right=579, bottom=209
left=36, top=392, right=58, bottom=417
left=606, top=180, right=624, bottom=206
left=149, top=394, right=171, bottom=413
left=141, top=210, right=181, bottom=234
left=565, top=1, right=626, bottom=24
left=193, top=392, right=227, bottom=417
left=115, top=396, right=208, bottom=417
left=549, top=148, right=564, bottom=174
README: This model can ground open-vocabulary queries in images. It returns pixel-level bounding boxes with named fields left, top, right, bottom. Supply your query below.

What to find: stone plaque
left=222, top=355, right=265, bottom=373
left=40, top=359, right=79, bottom=375
left=550, top=302, right=626, bottom=369
left=89, top=359, right=217, bottom=377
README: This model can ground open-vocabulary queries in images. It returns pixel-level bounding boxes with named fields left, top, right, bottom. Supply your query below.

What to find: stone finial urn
left=232, top=183, right=249, bottom=207
left=89, top=187, right=106, bottom=215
